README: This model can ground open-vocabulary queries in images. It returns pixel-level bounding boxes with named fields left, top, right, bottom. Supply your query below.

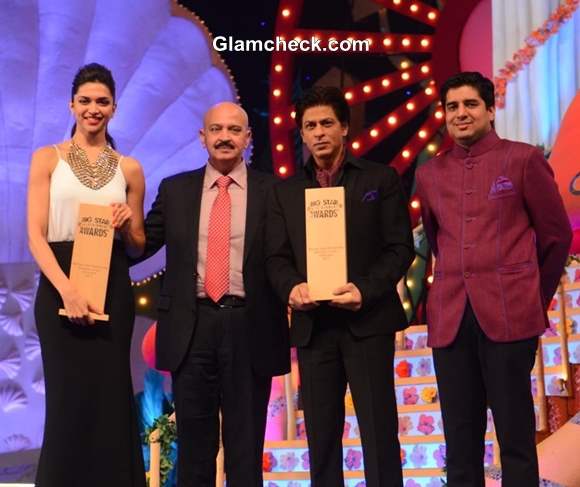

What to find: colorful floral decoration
left=484, top=443, right=494, bottom=465
left=404, top=480, right=421, bottom=487
left=296, top=421, right=306, bottom=439
left=396, top=360, right=413, bottom=378
left=554, top=347, right=562, bottom=365
left=420, top=386, right=438, bottom=404
left=403, top=386, right=419, bottom=405
left=262, top=451, right=277, bottom=472
left=415, top=335, right=428, bottom=349
left=301, top=450, right=310, bottom=470
left=410, top=444, right=428, bottom=468
left=417, top=414, right=436, bottom=435
left=343, top=420, right=352, bottom=439
left=398, top=415, right=414, bottom=436
left=417, top=358, right=433, bottom=377
left=427, top=478, right=444, bottom=487
left=433, top=444, right=446, bottom=468
left=344, top=448, right=363, bottom=470
left=279, top=451, right=299, bottom=471
left=400, top=448, right=407, bottom=467
left=494, top=0, right=580, bottom=108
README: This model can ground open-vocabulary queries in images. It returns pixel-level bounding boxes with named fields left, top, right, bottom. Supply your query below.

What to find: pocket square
left=362, top=189, right=379, bottom=202
left=489, top=176, right=515, bottom=198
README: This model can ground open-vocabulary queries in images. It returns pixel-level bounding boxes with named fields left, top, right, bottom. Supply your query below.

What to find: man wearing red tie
left=142, top=102, right=289, bottom=486
left=415, top=72, right=572, bottom=487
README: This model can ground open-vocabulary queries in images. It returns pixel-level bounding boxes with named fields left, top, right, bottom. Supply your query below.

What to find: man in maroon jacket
left=415, top=72, right=572, bottom=487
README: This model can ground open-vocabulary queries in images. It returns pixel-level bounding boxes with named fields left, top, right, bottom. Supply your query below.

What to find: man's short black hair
left=295, top=86, right=350, bottom=128
left=440, top=72, right=495, bottom=109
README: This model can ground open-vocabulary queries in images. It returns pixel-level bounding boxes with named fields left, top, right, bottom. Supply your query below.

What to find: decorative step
left=264, top=436, right=495, bottom=475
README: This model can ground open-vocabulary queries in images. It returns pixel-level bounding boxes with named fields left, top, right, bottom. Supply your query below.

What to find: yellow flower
left=420, top=386, right=438, bottom=403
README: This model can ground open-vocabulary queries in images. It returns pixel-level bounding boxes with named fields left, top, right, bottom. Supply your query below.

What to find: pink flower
left=416, top=358, right=432, bottom=376
left=405, top=480, right=421, bottom=487
left=405, top=337, right=414, bottom=350
left=554, top=347, right=562, bottom=365
left=417, top=414, right=435, bottom=435
left=398, top=416, right=414, bottom=436
left=415, top=335, right=428, bottom=349
left=343, top=421, right=351, bottom=439
left=403, top=387, right=419, bottom=405
left=344, top=448, right=363, bottom=470
left=484, top=443, right=494, bottom=465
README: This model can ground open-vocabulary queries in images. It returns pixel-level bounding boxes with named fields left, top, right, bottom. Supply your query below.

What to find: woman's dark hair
left=440, top=71, right=495, bottom=109
left=295, top=86, right=350, bottom=128
left=70, top=63, right=116, bottom=149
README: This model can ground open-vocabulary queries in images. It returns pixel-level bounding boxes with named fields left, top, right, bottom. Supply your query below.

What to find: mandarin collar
left=450, top=130, right=501, bottom=159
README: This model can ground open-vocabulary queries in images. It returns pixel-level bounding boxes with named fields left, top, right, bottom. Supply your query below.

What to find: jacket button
left=464, top=271, right=471, bottom=278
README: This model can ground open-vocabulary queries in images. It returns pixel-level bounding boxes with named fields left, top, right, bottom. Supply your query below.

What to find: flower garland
left=494, top=0, right=580, bottom=108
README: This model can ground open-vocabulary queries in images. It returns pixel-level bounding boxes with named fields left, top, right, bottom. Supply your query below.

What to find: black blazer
left=265, top=153, right=414, bottom=347
left=143, top=166, right=290, bottom=376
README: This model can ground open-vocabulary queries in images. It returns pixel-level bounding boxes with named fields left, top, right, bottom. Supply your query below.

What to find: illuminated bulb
left=421, top=38, right=430, bottom=47
left=428, top=143, right=437, bottom=152
left=401, top=61, right=409, bottom=69
left=274, top=64, right=283, bottom=73
left=273, top=116, right=282, bottom=125
left=428, top=11, right=437, bottom=20
left=388, top=116, right=397, bottom=125
left=366, top=38, right=373, bottom=45
left=363, top=85, right=371, bottom=93
left=402, top=149, right=411, bottom=158
left=425, top=87, right=434, bottom=95
left=278, top=166, right=288, bottom=175
left=401, top=72, right=410, bottom=81
left=393, top=0, right=401, bottom=4
left=352, top=141, right=361, bottom=150
left=382, top=78, right=390, bottom=87
left=282, top=8, right=291, bottom=17
left=273, top=89, right=281, bottom=97
left=370, top=129, right=379, bottom=137
left=427, top=275, right=434, bottom=284
left=402, top=38, right=411, bottom=47
left=345, top=92, right=353, bottom=100
left=421, top=65, right=430, bottom=74
left=410, top=4, right=419, bottom=12
left=418, top=130, right=427, bottom=138
left=434, top=111, right=443, bottom=119
left=407, top=279, right=414, bottom=288
left=383, top=37, right=392, bottom=47
left=410, top=199, right=420, bottom=209
left=294, top=36, right=302, bottom=42
left=275, top=144, right=284, bottom=152
left=138, top=296, right=148, bottom=306
left=403, top=301, right=410, bottom=310
left=406, top=102, right=415, bottom=111
left=290, top=111, right=296, bottom=119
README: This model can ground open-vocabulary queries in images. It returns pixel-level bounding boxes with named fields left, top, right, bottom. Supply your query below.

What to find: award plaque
left=305, top=187, right=347, bottom=300
left=58, top=203, right=114, bottom=321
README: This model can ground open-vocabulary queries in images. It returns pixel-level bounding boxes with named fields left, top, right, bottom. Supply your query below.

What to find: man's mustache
left=215, top=141, right=235, bottom=149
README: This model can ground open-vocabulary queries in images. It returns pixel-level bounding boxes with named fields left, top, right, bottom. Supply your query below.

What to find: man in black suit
left=266, top=87, right=414, bottom=487
left=142, top=102, right=289, bottom=487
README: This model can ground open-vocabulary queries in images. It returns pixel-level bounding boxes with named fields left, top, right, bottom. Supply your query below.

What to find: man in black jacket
left=143, top=102, right=289, bottom=487
left=266, top=86, right=414, bottom=487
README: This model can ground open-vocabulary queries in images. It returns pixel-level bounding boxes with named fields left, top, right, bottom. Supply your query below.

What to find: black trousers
left=172, top=303, right=271, bottom=487
left=297, top=310, right=403, bottom=487
left=432, top=301, right=539, bottom=487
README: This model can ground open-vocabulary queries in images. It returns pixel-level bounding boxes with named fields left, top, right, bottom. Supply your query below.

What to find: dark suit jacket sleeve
left=351, top=167, right=415, bottom=308
left=415, top=167, right=439, bottom=257
left=523, top=148, right=572, bottom=305
left=141, top=178, right=167, bottom=261
left=265, top=183, right=305, bottom=304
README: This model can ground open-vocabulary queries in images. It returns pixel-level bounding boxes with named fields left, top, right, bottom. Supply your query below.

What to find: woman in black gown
left=27, top=63, right=146, bottom=486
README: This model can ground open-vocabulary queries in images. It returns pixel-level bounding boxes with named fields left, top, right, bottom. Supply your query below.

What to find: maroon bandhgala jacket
left=415, top=130, right=572, bottom=348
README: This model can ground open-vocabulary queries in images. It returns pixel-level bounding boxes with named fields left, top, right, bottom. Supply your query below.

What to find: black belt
left=197, top=295, right=246, bottom=309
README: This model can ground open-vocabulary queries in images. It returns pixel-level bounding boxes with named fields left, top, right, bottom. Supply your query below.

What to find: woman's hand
left=60, top=284, right=99, bottom=325
left=111, top=202, right=132, bottom=233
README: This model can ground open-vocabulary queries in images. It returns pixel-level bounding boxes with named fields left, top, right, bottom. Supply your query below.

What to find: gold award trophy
left=305, top=187, right=347, bottom=300
left=58, top=203, right=114, bottom=321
